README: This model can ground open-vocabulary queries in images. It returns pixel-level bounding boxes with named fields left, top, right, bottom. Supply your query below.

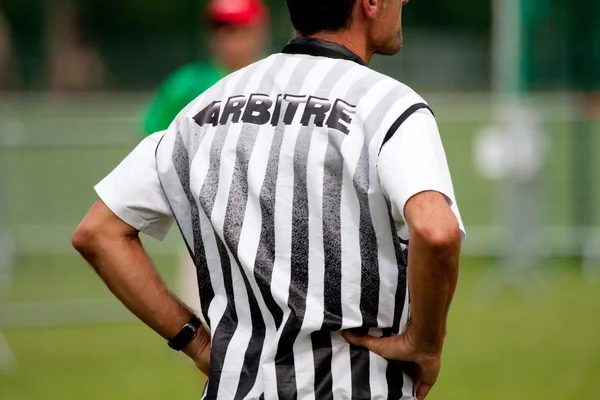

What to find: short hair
left=285, top=0, right=357, bottom=36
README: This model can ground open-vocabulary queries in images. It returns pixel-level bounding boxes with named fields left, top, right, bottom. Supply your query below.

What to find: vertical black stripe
left=360, top=86, right=420, bottom=400
left=199, top=64, right=260, bottom=400
left=346, top=71, right=392, bottom=329
left=317, top=72, right=386, bottom=399
left=226, top=56, right=288, bottom=400
left=204, top=234, right=237, bottom=400
left=320, top=69, right=387, bottom=331
left=271, top=60, right=352, bottom=399
left=275, top=125, right=313, bottom=400
left=311, top=331, right=334, bottom=400
left=350, top=150, right=379, bottom=400
left=350, top=350, right=371, bottom=399
left=223, top=125, right=266, bottom=400
left=350, top=149, right=380, bottom=400
left=253, top=59, right=316, bottom=330
left=350, top=342, right=371, bottom=399
left=385, top=202, right=408, bottom=335
left=311, top=62, right=374, bottom=399
left=254, top=124, right=285, bottom=329
left=383, top=200, right=408, bottom=398
left=172, top=132, right=214, bottom=326
left=386, top=360, right=406, bottom=400
left=354, top=150, right=380, bottom=328
left=309, top=123, right=343, bottom=400
left=321, top=131, right=345, bottom=331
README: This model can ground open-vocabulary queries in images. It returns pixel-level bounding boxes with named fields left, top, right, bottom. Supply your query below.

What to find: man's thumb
left=343, top=330, right=395, bottom=359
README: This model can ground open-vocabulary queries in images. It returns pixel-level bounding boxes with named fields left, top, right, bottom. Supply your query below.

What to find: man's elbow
left=72, top=199, right=140, bottom=260
left=413, top=220, right=462, bottom=252
left=72, top=222, right=101, bottom=256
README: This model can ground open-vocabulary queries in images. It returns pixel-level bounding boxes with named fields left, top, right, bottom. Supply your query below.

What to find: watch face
left=181, top=324, right=197, bottom=340
left=169, top=323, right=199, bottom=351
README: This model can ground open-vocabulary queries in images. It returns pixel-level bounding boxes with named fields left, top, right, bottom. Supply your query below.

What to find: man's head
left=207, top=0, right=269, bottom=72
left=285, top=0, right=409, bottom=59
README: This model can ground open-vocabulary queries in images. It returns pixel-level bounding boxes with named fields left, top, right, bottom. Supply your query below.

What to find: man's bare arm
left=403, top=190, right=461, bottom=354
left=345, top=190, right=461, bottom=400
left=72, top=200, right=210, bottom=374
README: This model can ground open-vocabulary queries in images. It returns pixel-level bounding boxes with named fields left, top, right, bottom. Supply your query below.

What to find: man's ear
left=360, top=0, right=379, bottom=20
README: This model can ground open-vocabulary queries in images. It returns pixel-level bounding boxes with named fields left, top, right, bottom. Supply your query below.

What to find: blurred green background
left=1, top=0, right=600, bottom=399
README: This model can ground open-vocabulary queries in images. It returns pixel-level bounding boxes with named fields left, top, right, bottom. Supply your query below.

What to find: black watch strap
left=168, top=315, right=202, bottom=351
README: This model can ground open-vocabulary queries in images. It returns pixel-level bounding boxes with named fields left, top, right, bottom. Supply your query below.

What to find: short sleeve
left=378, top=108, right=466, bottom=240
left=95, top=132, right=174, bottom=240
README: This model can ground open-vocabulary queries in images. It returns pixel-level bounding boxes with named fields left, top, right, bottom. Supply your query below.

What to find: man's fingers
left=343, top=330, right=410, bottom=360
left=344, top=330, right=439, bottom=399
left=416, top=383, right=433, bottom=400
left=414, top=361, right=439, bottom=400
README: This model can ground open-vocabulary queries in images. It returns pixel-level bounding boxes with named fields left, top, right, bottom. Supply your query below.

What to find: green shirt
left=141, top=62, right=227, bottom=137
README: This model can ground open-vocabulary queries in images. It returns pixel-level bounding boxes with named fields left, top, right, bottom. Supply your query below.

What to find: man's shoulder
left=368, top=68, right=423, bottom=98
left=350, top=67, right=428, bottom=111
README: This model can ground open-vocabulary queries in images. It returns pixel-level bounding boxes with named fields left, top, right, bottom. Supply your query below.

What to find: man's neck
left=302, top=32, right=374, bottom=65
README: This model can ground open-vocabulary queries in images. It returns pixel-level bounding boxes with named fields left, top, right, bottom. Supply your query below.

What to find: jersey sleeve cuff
left=95, top=182, right=172, bottom=241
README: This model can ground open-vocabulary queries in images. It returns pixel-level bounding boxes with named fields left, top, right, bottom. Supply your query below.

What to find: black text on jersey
left=193, top=93, right=357, bottom=135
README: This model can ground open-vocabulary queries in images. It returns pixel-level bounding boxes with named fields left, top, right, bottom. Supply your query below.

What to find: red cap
left=207, top=0, right=268, bottom=26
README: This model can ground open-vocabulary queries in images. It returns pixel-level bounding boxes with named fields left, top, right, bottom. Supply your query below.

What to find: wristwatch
left=168, top=315, right=203, bottom=351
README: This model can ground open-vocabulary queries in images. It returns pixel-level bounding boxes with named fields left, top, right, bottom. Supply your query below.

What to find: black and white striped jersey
left=96, top=38, right=465, bottom=400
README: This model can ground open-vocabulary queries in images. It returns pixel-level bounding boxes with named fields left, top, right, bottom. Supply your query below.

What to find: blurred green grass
left=0, top=324, right=205, bottom=400
left=1, top=257, right=599, bottom=399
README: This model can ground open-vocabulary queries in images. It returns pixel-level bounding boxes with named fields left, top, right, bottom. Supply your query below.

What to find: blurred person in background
left=47, top=0, right=106, bottom=94
left=141, top=0, right=269, bottom=136
left=141, top=0, right=269, bottom=316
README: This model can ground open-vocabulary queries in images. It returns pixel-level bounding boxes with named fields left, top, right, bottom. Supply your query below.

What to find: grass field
left=1, top=256, right=599, bottom=399
left=0, top=94, right=599, bottom=399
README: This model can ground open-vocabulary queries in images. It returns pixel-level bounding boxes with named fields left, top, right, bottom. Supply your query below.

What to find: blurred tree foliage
left=1, top=0, right=491, bottom=89
left=3, top=0, right=598, bottom=91
left=521, top=0, right=600, bottom=91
